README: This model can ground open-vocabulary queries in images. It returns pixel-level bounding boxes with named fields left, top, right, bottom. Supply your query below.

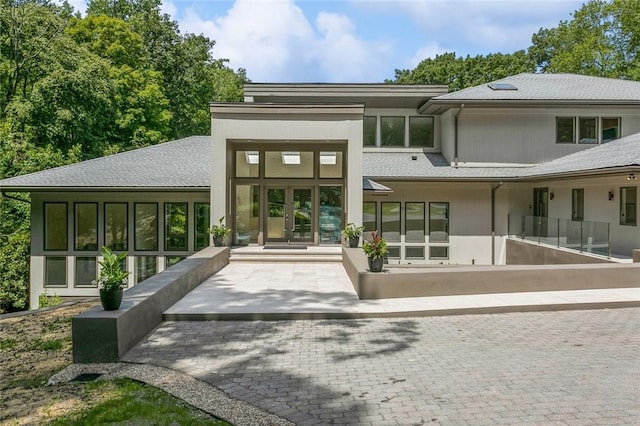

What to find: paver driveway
left=124, top=308, right=640, bottom=425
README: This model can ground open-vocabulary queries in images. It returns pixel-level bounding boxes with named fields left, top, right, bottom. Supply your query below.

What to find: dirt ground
left=0, top=301, right=104, bottom=425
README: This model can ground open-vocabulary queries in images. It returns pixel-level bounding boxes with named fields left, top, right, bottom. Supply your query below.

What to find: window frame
left=578, top=117, right=598, bottom=145
left=620, top=186, right=637, bottom=226
left=380, top=201, right=401, bottom=242
left=408, top=116, right=434, bottom=148
left=104, top=202, right=128, bottom=251
left=363, top=116, right=377, bottom=147
left=44, top=256, right=67, bottom=288
left=429, top=246, right=449, bottom=260
left=380, top=116, right=406, bottom=148
left=194, top=202, right=211, bottom=251
left=572, top=188, right=584, bottom=221
left=74, top=202, right=98, bottom=252
left=134, top=202, right=158, bottom=252
left=74, top=256, right=97, bottom=287
left=556, top=117, right=576, bottom=144
left=362, top=201, right=377, bottom=234
left=44, top=202, right=68, bottom=251
left=164, top=202, right=189, bottom=252
left=404, top=202, right=425, bottom=243
left=429, top=202, right=450, bottom=243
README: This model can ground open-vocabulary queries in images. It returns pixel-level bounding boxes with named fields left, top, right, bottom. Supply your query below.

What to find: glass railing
left=508, top=215, right=610, bottom=258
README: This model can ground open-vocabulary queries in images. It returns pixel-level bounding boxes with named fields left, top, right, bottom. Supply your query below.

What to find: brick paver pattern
left=124, top=308, right=640, bottom=425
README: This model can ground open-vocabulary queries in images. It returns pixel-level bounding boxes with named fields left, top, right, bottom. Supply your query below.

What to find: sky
left=68, top=0, right=586, bottom=83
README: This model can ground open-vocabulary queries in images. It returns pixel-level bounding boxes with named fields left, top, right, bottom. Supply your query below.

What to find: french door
left=265, top=187, right=313, bottom=244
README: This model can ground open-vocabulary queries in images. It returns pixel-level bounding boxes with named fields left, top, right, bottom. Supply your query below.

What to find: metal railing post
left=608, top=223, right=611, bottom=259
left=580, top=221, right=584, bottom=253
left=557, top=218, right=560, bottom=248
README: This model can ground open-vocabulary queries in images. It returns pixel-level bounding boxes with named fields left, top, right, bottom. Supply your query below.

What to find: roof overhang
left=210, top=102, right=365, bottom=118
left=0, top=186, right=210, bottom=193
left=420, top=99, right=640, bottom=115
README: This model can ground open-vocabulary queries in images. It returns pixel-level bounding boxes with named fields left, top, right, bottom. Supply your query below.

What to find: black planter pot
left=348, top=236, right=360, bottom=248
left=367, top=256, right=384, bottom=272
left=100, top=289, right=123, bottom=311
left=213, top=236, right=225, bottom=247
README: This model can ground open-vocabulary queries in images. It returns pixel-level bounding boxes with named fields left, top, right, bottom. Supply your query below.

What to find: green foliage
left=28, top=338, right=64, bottom=351
left=362, top=231, right=388, bottom=260
left=96, top=246, right=129, bottom=291
left=0, top=230, right=30, bottom=312
left=341, top=223, right=364, bottom=239
left=38, top=290, right=63, bottom=308
left=209, top=216, right=232, bottom=239
left=0, top=338, right=17, bottom=350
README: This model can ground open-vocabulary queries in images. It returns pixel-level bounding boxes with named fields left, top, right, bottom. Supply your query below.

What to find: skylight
left=319, top=152, right=337, bottom=165
left=245, top=151, right=259, bottom=164
left=281, top=152, right=301, bottom=165
left=488, top=83, right=517, bottom=91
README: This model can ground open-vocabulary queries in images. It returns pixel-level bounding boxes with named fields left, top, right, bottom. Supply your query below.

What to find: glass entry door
left=266, top=187, right=313, bottom=244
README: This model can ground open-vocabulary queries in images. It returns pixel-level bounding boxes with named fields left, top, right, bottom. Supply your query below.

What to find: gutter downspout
left=453, top=104, right=464, bottom=168
left=491, top=181, right=503, bottom=265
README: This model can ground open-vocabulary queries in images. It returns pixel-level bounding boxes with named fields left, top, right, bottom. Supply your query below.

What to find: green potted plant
left=210, top=216, right=232, bottom=247
left=342, top=223, right=364, bottom=248
left=362, top=231, right=388, bottom=272
left=93, top=247, right=129, bottom=311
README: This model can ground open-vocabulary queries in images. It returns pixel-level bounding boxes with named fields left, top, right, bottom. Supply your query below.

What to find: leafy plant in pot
left=93, top=247, right=129, bottom=311
left=210, top=216, right=232, bottom=247
left=341, top=223, right=364, bottom=248
left=362, top=231, right=388, bottom=272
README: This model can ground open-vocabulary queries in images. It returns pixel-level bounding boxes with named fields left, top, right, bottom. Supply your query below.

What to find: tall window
left=363, top=116, right=377, bottom=146
left=602, top=118, right=620, bottom=143
left=380, top=117, right=405, bottom=147
left=165, top=203, right=188, bottom=251
left=362, top=202, right=377, bottom=234
left=194, top=203, right=210, bottom=250
left=572, top=189, right=584, bottom=221
left=620, top=187, right=637, bottom=226
left=405, top=202, right=425, bottom=242
left=75, top=203, right=98, bottom=251
left=134, top=203, right=158, bottom=251
left=578, top=117, right=597, bottom=144
left=319, top=186, right=343, bottom=244
left=44, top=203, right=67, bottom=251
left=105, top=203, right=128, bottom=251
left=409, top=117, right=434, bottom=147
left=381, top=202, right=401, bottom=242
left=429, top=202, right=449, bottom=242
left=556, top=117, right=575, bottom=144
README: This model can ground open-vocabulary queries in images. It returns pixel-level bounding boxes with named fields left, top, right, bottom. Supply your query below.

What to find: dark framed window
left=45, top=257, right=66, bottom=287
left=363, top=116, right=377, bottom=147
left=405, top=246, right=425, bottom=260
left=363, top=201, right=377, bottom=234
left=556, top=117, right=575, bottom=144
left=572, top=189, right=584, bottom=221
left=620, top=187, right=637, bottom=226
left=105, top=203, right=128, bottom=251
left=164, top=203, right=188, bottom=251
left=235, top=150, right=260, bottom=178
left=409, top=116, right=434, bottom=147
left=380, top=116, right=405, bottom=147
left=601, top=117, right=620, bottom=143
left=387, top=246, right=400, bottom=259
left=136, top=256, right=156, bottom=284
left=381, top=202, right=401, bottom=242
left=74, top=203, right=98, bottom=251
left=429, top=202, right=449, bottom=242
left=134, top=203, right=158, bottom=251
left=429, top=246, right=449, bottom=260
left=44, top=203, right=68, bottom=251
left=578, top=117, right=597, bottom=144
left=194, top=203, right=210, bottom=250
left=75, top=257, right=97, bottom=287
left=405, top=202, right=425, bottom=243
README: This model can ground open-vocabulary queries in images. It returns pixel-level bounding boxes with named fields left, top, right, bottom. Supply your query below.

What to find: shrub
left=0, top=230, right=30, bottom=312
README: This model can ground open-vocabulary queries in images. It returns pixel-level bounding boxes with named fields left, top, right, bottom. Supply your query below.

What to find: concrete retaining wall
left=72, top=247, right=229, bottom=363
left=506, top=239, right=614, bottom=264
left=342, top=248, right=640, bottom=300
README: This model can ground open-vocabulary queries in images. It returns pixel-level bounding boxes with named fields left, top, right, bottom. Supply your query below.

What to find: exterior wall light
left=609, top=191, right=615, bottom=201
left=550, top=192, right=555, bottom=200
left=627, top=173, right=637, bottom=181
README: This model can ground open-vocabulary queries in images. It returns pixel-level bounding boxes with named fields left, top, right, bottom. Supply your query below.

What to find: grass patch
left=50, top=378, right=230, bottom=425
left=0, top=338, right=17, bottom=350
left=28, top=338, right=64, bottom=351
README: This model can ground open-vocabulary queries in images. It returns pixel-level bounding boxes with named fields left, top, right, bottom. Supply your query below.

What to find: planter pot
left=213, top=236, right=226, bottom=247
left=367, top=256, right=384, bottom=272
left=100, top=289, right=123, bottom=311
left=348, top=236, right=360, bottom=248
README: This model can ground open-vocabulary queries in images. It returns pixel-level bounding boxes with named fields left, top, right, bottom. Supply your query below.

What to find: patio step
left=229, top=246, right=343, bottom=263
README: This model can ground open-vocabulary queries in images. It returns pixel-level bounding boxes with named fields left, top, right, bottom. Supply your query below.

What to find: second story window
left=556, top=116, right=620, bottom=144
left=602, top=117, right=620, bottom=143
left=578, top=117, right=597, bottom=144
left=380, top=116, right=405, bottom=147
left=556, top=117, right=575, bottom=143
left=363, top=116, right=376, bottom=146
left=409, top=116, right=434, bottom=147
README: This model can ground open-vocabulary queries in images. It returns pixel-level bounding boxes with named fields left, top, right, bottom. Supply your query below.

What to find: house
left=2, top=73, right=640, bottom=309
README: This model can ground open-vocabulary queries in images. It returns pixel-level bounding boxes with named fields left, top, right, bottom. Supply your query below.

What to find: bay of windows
left=556, top=116, right=620, bottom=144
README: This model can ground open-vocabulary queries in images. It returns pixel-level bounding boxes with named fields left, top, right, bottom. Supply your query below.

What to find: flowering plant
left=362, top=231, right=388, bottom=260
left=92, top=247, right=129, bottom=292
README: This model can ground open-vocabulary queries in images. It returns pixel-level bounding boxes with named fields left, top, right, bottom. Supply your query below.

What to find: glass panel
left=292, top=188, right=313, bottom=241
left=572, top=189, right=584, bottom=221
left=602, top=117, right=620, bottom=143
left=135, top=203, right=158, bottom=251
left=136, top=256, right=156, bottom=284
left=45, top=257, right=66, bottom=287
left=265, top=151, right=314, bottom=178
left=267, top=188, right=286, bottom=239
left=235, top=185, right=260, bottom=244
left=380, top=117, right=405, bottom=147
left=409, top=116, right=434, bottom=147
left=44, top=203, right=67, bottom=251
left=578, top=117, right=597, bottom=144
left=381, top=202, right=401, bottom=242
left=164, top=203, right=188, bottom=251
left=387, top=246, right=400, bottom=258
left=75, top=257, right=97, bottom=287
left=620, top=187, right=637, bottom=226
left=75, top=203, right=98, bottom=251
left=105, top=203, right=127, bottom=251
left=406, top=246, right=425, bottom=259
left=319, top=151, right=343, bottom=178
left=429, top=202, right=449, bottom=242
left=194, top=203, right=211, bottom=250
left=429, top=246, right=449, bottom=259
left=166, top=256, right=186, bottom=268
left=405, top=202, right=425, bottom=243
left=556, top=117, right=575, bottom=143
left=363, top=202, right=376, bottom=234
left=235, top=150, right=259, bottom=178
left=319, top=186, right=342, bottom=244
left=363, top=116, right=376, bottom=146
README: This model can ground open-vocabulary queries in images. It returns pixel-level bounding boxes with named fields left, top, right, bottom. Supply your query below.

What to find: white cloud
left=160, top=1, right=177, bottom=19
left=408, top=42, right=447, bottom=68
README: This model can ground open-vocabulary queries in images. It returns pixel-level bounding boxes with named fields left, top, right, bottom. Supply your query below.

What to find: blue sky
left=70, top=0, right=586, bottom=83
